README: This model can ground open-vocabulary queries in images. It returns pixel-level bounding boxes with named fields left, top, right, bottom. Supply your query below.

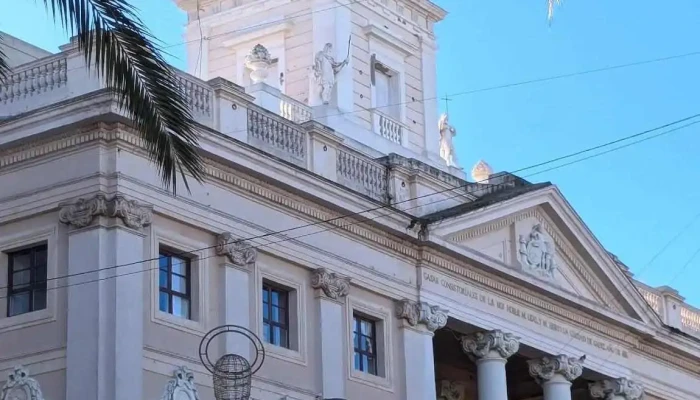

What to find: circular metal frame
left=199, top=325, right=265, bottom=380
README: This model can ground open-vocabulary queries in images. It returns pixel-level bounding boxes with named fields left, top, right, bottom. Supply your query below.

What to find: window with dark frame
left=262, top=281, right=290, bottom=348
left=158, top=250, right=191, bottom=319
left=353, top=313, right=378, bottom=375
left=7, top=244, right=48, bottom=317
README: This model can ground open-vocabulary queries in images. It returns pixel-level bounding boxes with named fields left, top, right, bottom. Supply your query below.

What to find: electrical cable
left=1, top=113, right=696, bottom=296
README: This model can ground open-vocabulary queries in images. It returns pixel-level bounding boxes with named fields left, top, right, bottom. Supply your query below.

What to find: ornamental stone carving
left=58, top=193, right=152, bottom=229
left=310, top=268, right=350, bottom=300
left=245, top=44, right=272, bottom=84
left=160, top=366, right=200, bottom=400
left=216, top=232, right=257, bottom=266
left=460, top=330, right=520, bottom=361
left=527, top=354, right=585, bottom=384
left=395, top=299, right=448, bottom=332
left=438, top=380, right=466, bottom=400
left=1, top=366, right=45, bottom=400
left=518, top=224, right=557, bottom=278
left=589, top=378, right=644, bottom=400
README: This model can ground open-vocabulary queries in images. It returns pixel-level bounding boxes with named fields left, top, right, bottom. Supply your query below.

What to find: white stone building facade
left=1, top=1, right=700, bottom=400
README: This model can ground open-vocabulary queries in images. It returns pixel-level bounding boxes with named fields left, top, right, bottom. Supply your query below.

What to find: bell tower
left=175, top=0, right=453, bottom=173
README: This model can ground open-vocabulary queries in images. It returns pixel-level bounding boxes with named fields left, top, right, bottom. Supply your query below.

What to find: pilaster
left=60, top=193, right=151, bottom=400
left=215, top=232, right=257, bottom=359
left=395, top=299, right=448, bottom=400
left=311, top=268, right=351, bottom=400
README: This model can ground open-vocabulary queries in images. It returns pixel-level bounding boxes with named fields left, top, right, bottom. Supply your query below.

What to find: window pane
left=263, top=322, right=271, bottom=343
left=172, top=296, right=190, bottom=319
left=272, top=305, right=280, bottom=322
left=171, top=275, right=187, bottom=294
left=353, top=332, right=359, bottom=349
left=272, top=325, right=281, bottom=345
left=158, top=254, right=169, bottom=271
left=12, top=269, right=31, bottom=286
left=262, top=287, right=269, bottom=304
left=33, top=289, right=47, bottom=311
left=354, top=352, right=361, bottom=370
left=158, top=269, right=168, bottom=288
left=35, top=265, right=47, bottom=284
left=362, top=355, right=369, bottom=372
left=368, top=356, right=377, bottom=375
left=34, top=247, right=47, bottom=266
left=279, top=327, right=288, bottom=348
left=159, top=291, right=169, bottom=313
left=271, top=290, right=279, bottom=306
left=171, top=257, right=187, bottom=275
left=277, top=291, right=287, bottom=308
left=361, top=320, right=373, bottom=335
left=277, top=307, right=287, bottom=324
left=9, top=292, right=30, bottom=316
left=11, top=252, right=31, bottom=271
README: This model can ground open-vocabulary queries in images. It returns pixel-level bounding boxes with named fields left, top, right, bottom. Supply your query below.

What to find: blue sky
left=3, top=1, right=700, bottom=306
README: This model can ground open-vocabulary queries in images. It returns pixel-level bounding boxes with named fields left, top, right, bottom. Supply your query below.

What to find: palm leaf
left=0, top=34, right=11, bottom=83
left=41, top=0, right=205, bottom=193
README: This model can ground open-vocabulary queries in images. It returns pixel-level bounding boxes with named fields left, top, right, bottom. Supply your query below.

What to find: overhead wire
left=1, top=112, right=697, bottom=297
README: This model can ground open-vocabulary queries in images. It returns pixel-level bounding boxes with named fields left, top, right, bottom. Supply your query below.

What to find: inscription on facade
left=422, top=271, right=629, bottom=359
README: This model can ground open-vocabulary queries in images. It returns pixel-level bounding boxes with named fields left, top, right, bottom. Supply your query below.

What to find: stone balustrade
left=1, top=55, right=68, bottom=116
left=372, top=110, right=405, bottom=145
left=279, top=93, right=312, bottom=124
left=174, top=70, right=213, bottom=125
left=336, top=149, right=388, bottom=202
left=247, top=107, right=307, bottom=167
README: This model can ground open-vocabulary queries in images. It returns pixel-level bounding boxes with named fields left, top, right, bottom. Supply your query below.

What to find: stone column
left=311, top=268, right=351, bottom=400
left=60, top=193, right=152, bottom=400
left=589, top=378, right=645, bottom=400
left=528, top=355, right=585, bottom=400
left=215, top=232, right=257, bottom=360
left=395, top=299, right=449, bottom=400
left=460, top=330, right=520, bottom=400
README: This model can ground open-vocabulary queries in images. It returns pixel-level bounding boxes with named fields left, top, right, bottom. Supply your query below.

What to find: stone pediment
left=429, top=185, right=658, bottom=324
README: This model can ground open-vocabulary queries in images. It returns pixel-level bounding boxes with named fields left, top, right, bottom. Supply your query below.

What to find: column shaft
left=476, top=356, right=508, bottom=400
left=221, top=264, right=252, bottom=360
left=542, top=376, right=573, bottom=400
left=461, top=330, right=520, bottom=400
left=318, top=296, right=346, bottom=399
left=402, top=327, right=437, bottom=400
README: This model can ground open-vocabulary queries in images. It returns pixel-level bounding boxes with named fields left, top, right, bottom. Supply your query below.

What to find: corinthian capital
left=589, top=378, right=644, bottom=400
left=460, top=330, right=520, bottom=361
left=215, top=232, right=257, bottom=266
left=395, top=299, right=448, bottom=332
left=58, top=193, right=152, bottom=230
left=310, top=268, right=350, bottom=300
left=528, top=354, right=585, bottom=384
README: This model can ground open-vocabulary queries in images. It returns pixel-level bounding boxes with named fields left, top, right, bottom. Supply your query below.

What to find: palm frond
left=0, top=34, right=12, bottom=83
left=548, top=0, right=562, bottom=22
left=41, top=0, right=205, bottom=193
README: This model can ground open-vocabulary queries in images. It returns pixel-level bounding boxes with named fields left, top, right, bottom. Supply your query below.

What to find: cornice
left=2, top=122, right=700, bottom=376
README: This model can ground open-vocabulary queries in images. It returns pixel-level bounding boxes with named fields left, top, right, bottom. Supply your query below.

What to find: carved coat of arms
left=518, top=224, right=556, bottom=278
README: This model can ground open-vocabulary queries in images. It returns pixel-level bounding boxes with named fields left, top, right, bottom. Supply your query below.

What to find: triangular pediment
left=429, top=185, right=659, bottom=325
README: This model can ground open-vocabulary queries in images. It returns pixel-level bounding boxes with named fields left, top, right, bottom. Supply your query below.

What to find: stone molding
left=460, top=329, right=520, bottom=361
left=527, top=354, right=585, bottom=384
left=58, top=193, right=152, bottom=230
left=160, top=366, right=200, bottom=400
left=589, top=378, right=644, bottom=400
left=1, top=366, right=45, bottom=400
left=395, top=299, right=448, bottom=332
left=3, top=123, right=700, bottom=377
left=310, top=268, right=350, bottom=300
left=215, top=232, right=257, bottom=266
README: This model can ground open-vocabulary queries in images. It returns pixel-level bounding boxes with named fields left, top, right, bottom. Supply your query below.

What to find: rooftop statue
left=313, top=41, right=350, bottom=105
left=438, top=113, right=463, bottom=169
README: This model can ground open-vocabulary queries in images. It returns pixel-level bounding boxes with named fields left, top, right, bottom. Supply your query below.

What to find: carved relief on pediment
left=518, top=223, right=557, bottom=279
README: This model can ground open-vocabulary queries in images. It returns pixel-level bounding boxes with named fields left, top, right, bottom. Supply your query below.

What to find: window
left=158, top=250, right=191, bottom=319
left=7, top=244, right=47, bottom=317
left=353, top=313, right=378, bottom=375
left=262, top=281, right=289, bottom=348
left=371, top=58, right=400, bottom=120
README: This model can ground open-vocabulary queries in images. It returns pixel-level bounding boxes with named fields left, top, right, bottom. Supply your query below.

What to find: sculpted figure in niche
left=438, top=113, right=462, bottom=169
left=313, top=42, right=349, bottom=105
left=519, top=224, right=556, bottom=277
